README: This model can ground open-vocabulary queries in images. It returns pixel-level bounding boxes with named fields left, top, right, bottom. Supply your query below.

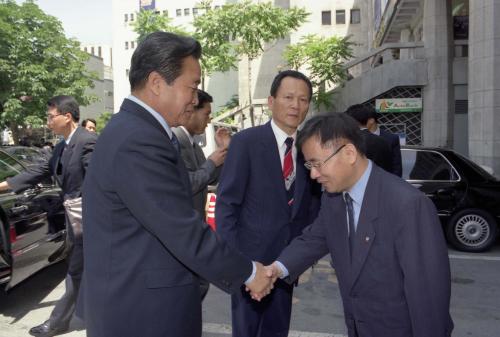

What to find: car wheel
left=447, top=209, right=498, bottom=252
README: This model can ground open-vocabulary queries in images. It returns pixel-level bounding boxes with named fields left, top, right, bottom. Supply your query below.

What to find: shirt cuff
left=244, top=261, right=256, bottom=285
left=274, top=261, right=289, bottom=279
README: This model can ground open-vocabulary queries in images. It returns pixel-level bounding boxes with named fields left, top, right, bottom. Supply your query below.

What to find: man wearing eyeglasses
left=216, top=70, right=321, bottom=337
left=0, top=95, right=97, bottom=337
left=267, top=113, right=453, bottom=337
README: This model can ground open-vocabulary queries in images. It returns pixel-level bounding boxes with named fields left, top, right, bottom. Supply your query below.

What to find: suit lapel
left=291, top=152, right=306, bottom=218
left=329, top=194, right=353, bottom=285
left=261, top=123, right=289, bottom=208
left=349, top=167, right=380, bottom=291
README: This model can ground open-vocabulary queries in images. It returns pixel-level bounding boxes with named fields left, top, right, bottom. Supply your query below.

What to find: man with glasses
left=267, top=113, right=453, bottom=337
left=216, top=70, right=321, bottom=337
left=0, top=95, right=97, bottom=337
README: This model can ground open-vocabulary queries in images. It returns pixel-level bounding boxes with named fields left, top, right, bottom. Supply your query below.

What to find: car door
left=0, top=151, right=65, bottom=289
left=402, top=148, right=467, bottom=217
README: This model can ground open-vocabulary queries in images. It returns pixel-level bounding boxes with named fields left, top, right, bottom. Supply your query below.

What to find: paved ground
left=1, top=243, right=499, bottom=337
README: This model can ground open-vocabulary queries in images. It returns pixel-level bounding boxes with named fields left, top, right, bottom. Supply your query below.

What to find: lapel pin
left=365, top=236, right=370, bottom=242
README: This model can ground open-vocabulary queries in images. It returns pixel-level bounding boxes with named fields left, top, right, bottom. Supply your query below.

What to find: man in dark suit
left=268, top=113, right=453, bottom=337
left=216, top=70, right=321, bottom=337
left=172, top=89, right=229, bottom=300
left=345, top=106, right=392, bottom=174
left=346, top=104, right=402, bottom=177
left=0, top=95, right=97, bottom=337
left=81, top=32, right=273, bottom=337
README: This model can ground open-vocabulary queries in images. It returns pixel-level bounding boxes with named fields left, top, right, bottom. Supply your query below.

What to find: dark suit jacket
left=81, top=99, right=252, bottom=337
left=216, top=122, right=320, bottom=266
left=7, top=126, right=97, bottom=243
left=360, top=129, right=392, bottom=174
left=379, top=128, right=402, bottom=177
left=172, top=126, right=220, bottom=220
left=278, top=165, right=453, bottom=337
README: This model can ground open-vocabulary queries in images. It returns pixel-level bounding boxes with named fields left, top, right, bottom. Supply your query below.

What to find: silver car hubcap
left=455, top=214, right=490, bottom=247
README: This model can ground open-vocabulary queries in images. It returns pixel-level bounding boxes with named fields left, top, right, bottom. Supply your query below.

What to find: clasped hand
left=245, top=262, right=283, bottom=301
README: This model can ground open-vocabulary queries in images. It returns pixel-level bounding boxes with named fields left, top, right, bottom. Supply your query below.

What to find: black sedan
left=0, top=149, right=66, bottom=290
left=402, top=146, right=500, bottom=252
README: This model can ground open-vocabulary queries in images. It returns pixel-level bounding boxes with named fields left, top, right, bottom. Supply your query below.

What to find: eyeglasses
left=304, top=144, right=346, bottom=170
left=46, top=113, right=64, bottom=121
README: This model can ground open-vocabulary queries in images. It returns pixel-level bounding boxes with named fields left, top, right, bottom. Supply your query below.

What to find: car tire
left=447, top=208, right=498, bottom=252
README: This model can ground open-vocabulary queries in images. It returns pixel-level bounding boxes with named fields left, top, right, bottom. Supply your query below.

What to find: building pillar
left=422, top=0, right=454, bottom=147
left=400, top=28, right=412, bottom=60
left=468, top=0, right=500, bottom=175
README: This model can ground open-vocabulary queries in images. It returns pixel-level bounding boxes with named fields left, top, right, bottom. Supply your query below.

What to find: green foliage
left=0, top=0, right=97, bottom=132
left=96, top=111, right=113, bottom=133
left=213, top=94, right=238, bottom=119
left=131, top=9, right=188, bottom=44
left=284, top=35, right=354, bottom=109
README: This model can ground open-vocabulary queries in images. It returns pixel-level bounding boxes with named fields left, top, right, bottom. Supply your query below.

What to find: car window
left=402, top=149, right=460, bottom=181
left=0, top=151, right=23, bottom=181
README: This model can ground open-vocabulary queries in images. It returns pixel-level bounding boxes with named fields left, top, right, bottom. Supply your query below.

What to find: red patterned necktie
left=283, top=137, right=295, bottom=205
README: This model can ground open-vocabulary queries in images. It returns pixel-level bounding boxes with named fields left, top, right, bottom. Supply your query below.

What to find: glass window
left=351, top=9, right=361, bottom=24
left=0, top=152, right=22, bottom=182
left=402, top=149, right=459, bottom=181
left=321, top=11, right=331, bottom=25
left=130, top=13, right=134, bottom=21
left=184, top=8, right=190, bottom=16
left=193, top=8, right=199, bottom=16
left=131, top=41, right=135, bottom=49
left=163, top=10, right=168, bottom=16
left=124, top=13, right=128, bottom=22
left=125, top=41, right=129, bottom=50
left=98, top=46, right=102, bottom=57
left=336, top=10, right=345, bottom=24
left=176, top=9, right=182, bottom=16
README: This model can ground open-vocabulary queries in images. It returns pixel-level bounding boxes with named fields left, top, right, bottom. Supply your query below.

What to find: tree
left=131, top=9, right=188, bottom=44
left=284, top=35, right=354, bottom=110
left=0, top=0, right=97, bottom=144
left=194, top=1, right=309, bottom=125
left=96, top=111, right=113, bottom=134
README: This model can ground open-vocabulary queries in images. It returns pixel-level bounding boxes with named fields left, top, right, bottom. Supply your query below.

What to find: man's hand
left=207, top=148, right=227, bottom=167
left=266, top=262, right=284, bottom=279
left=245, top=262, right=276, bottom=301
left=0, top=181, right=11, bottom=192
left=215, top=128, right=231, bottom=149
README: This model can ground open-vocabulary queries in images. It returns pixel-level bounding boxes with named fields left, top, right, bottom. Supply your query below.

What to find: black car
left=1, top=145, right=51, bottom=167
left=402, top=146, right=500, bottom=252
left=0, top=149, right=66, bottom=290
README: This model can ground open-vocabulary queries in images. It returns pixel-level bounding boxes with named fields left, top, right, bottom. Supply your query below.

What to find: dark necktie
left=283, top=137, right=295, bottom=206
left=170, top=133, right=180, bottom=154
left=344, top=192, right=356, bottom=259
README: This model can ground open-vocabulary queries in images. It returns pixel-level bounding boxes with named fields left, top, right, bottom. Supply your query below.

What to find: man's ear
left=267, top=95, right=274, bottom=110
left=148, top=71, right=164, bottom=96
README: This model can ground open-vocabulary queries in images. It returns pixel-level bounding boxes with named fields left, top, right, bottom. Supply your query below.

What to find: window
left=350, top=9, right=361, bottom=24
left=336, top=10, right=345, bottom=24
left=0, top=152, right=22, bottom=181
left=125, top=41, right=129, bottom=50
left=193, top=8, right=199, bottom=16
left=321, top=11, right=332, bottom=25
left=84, top=47, right=87, bottom=52
left=215, top=5, right=220, bottom=10
left=402, top=150, right=459, bottom=181
left=184, top=8, right=190, bottom=15
left=98, top=46, right=102, bottom=57
left=131, top=41, right=135, bottom=49
left=163, top=10, right=168, bottom=16
left=130, top=13, right=135, bottom=21
left=126, top=69, right=130, bottom=77
left=91, top=46, right=95, bottom=55
left=176, top=9, right=182, bottom=16
left=124, top=13, right=128, bottom=22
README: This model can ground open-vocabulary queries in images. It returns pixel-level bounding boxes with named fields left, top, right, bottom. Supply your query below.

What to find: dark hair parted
left=194, top=89, right=213, bottom=110
left=345, top=104, right=378, bottom=125
left=82, top=118, right=97, bottom=127
left=129, top=32, right=202, bottom=91
left=47, top=95, right=80, bottom=122
left=296, top=113, right=366, bottom=156
left=269, top=70, right=313, bottom=102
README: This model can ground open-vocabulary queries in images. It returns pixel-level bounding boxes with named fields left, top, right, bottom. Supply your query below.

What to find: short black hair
left=129, top=32, right=202, bottom=90
left=194, top=89, right=213, bottom=110
left=47, top=95, right=80, bottom=122
left=269, top=70, right=313, bottom=102
left=345, top=104, right=378, bottom=126
left=296, top=113, right=365, bottom=156
left=82, top=118, right=97, bottom=127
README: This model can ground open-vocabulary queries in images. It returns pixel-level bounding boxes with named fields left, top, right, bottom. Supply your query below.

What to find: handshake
left=245, top=262, right=284, bottom=301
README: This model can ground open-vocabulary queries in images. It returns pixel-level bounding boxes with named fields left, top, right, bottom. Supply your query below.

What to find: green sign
left=375, top=98, right=422, bottom=113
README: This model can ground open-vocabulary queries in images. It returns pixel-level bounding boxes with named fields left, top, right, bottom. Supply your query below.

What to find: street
left=1, top=244, right=500, bottom=337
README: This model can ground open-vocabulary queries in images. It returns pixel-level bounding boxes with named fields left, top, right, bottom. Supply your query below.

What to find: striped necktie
left=283, top=137, right=295, bottom=205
